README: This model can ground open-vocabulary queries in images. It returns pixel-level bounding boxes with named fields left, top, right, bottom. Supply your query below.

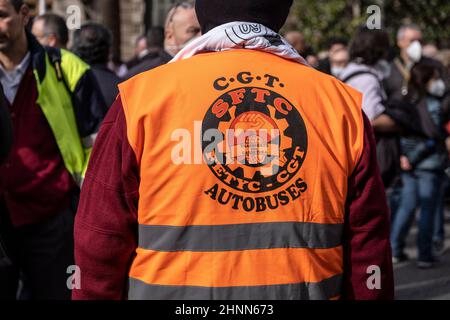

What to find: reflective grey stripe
left=128, top=274, right=343, bottom=300
left=138, top=222, right=343, bottom=252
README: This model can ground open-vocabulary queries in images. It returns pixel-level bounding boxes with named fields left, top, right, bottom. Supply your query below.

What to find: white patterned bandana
left=171, top=21, right=309, bottom=66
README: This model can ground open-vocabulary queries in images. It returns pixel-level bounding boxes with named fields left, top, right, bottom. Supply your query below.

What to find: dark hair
left=10, top=0, right=24, bottom=12
left=408, top=59, right=441, bottom=99
left=327, top=37, right=348, bottom=50
left=71, top=23, right=112, bottom=65
left=146, top=26, right=165, bottom=49
left=35, top=13, right=69, bottom=46
left=349, top=26, right=390, bottom=66
left=135, top=34, right=147, bottom=46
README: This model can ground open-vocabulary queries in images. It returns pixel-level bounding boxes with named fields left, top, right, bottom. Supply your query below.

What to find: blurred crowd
left=290, top=24, right=450, bottom=268
left=0, top=0, right=449, bottom=300
left=304, top=24, right=450, bottom=268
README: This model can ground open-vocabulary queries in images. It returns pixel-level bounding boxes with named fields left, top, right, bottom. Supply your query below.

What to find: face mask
left=406, top=40, right=422, bottom=63
left=165, top=43, right=187, bottom=55
left=138, top=49, right=149, bottom=59
left=331, top=66, right=344, bottom=77
left=428, top=79, right=446, bottom=97
left=375, top=59, right=392, bottom=79
left=166, top=34, right=200, bottom=55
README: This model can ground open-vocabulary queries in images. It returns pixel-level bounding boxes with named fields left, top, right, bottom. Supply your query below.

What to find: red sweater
left=0, top=67, right=76, bottom=227
left=73, top=97, right=394, bottom=300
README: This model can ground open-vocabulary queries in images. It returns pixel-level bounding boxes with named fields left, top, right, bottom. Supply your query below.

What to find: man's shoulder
left=307, top=64, right=363, bottom=100
left=92, top=66, right=121, bottom=84
left=58, top=48, right=89, bottom=68
left=121, top=55, right=192, bottom=87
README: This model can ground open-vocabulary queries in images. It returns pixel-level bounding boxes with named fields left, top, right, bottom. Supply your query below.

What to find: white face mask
left=166, top=34, right=200, bottom=56
left=406, top=40, right=422, bottom=63
left=331, top=66, right=344, bottom=77
left=428, top=79, right=446, bottom=97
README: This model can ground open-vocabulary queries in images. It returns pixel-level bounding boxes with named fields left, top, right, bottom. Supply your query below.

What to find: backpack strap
left=45, top=47, right=72, bottom=94
left=341, top=70, right=380, bottom=84
left=342, top=69, right=388, bottom=106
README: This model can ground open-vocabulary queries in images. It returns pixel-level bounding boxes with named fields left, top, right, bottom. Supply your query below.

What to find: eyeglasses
left=165, top=2, right=194, bottom=29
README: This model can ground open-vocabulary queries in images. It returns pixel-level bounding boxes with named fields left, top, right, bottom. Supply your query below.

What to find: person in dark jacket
left=71, top=23, right=121, bottom=108
left=384, top=24, right=423, bottom=102
left=125, top=35, right=148, bottom=70
left=125, top=2, right=201, bottom=79
left=391, top=59, right=449, bottom=269
left=125, top=26, right=172, bottom=80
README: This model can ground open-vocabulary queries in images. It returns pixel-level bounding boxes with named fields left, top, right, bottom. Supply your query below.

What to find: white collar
left=0, top=51, right=31, bottom=77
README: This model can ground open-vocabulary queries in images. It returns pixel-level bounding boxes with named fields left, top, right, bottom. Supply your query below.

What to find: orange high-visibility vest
left=119, top=49, right=364, bottom=300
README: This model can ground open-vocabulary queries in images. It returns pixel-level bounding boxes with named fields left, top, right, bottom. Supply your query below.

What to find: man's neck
left=0, top=34, right=29, bottom=71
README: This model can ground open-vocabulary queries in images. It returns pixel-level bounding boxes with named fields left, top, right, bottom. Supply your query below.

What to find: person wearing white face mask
left=329, top=47, right=349, bottom=78
left=391, top=60, right=450, bottom=269
left=428, top=78, right=447, bottom=98
left=384, top=24, right=423, bottom=101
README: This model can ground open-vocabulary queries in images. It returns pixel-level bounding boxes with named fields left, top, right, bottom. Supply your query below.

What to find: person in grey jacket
left=339, top=27, right=396, bottom=132
left=339, top=27, right=404, bottom=189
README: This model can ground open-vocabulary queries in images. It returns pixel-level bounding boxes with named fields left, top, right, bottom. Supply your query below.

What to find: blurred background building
left=25, top=0, right=177, bottom=61
left=24, top=0, right=450, bottom=65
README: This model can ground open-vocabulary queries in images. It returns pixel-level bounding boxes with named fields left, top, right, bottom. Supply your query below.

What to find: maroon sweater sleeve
left=72, top=97, right=139, bottom=300
left=341, top=114, right=395, bottom=300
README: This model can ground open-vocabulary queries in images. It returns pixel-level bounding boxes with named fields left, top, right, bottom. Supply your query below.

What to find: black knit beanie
left=195, top=0, right=294, bottom=33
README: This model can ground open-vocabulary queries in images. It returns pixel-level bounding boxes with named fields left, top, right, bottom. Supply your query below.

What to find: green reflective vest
left=33, top=48, right=92, bottom=186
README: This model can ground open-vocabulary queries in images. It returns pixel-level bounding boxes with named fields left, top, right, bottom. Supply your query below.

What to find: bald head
left=164, top=3, right=201, bottom=56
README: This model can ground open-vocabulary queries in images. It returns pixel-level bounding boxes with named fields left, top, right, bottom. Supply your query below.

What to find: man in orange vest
left=73, top=0, right=394, bottom=300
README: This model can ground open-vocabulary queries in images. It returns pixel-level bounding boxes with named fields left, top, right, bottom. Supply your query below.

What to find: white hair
left=397, top=24, right=422, bottom=40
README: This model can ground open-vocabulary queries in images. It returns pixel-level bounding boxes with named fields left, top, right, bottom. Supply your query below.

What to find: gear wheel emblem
left=202, top=87, right=307, bottom=193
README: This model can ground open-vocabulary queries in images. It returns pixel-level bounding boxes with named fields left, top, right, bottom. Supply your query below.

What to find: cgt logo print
left=202, top=86, right=308, bottom=193
left=202, top=78, right=309, bottom=212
